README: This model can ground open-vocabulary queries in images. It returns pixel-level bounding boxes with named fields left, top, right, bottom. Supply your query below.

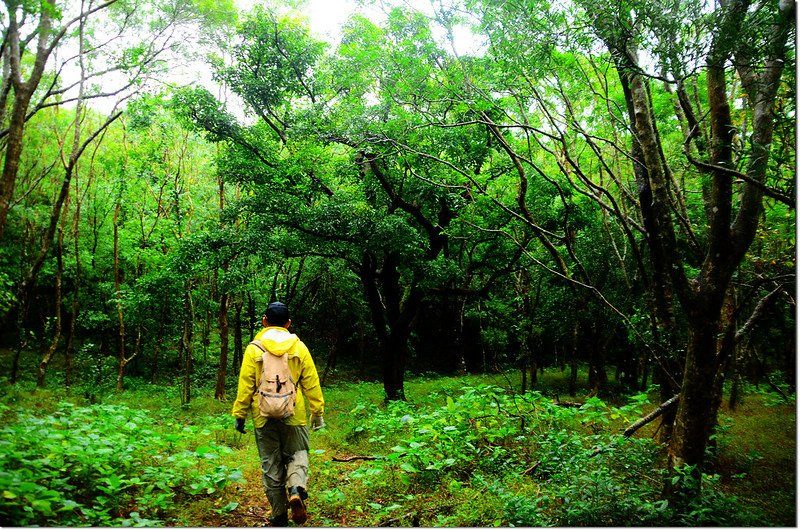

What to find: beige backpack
left=250, top=340, right=297, bottom=419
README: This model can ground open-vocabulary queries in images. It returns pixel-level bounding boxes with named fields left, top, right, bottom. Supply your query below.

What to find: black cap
left=266, top=301, right=290, bottom=326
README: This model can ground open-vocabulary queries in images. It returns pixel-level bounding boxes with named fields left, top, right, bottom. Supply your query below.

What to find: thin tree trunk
left=214, top=174, right=228, bottom=399
left=10, top=225, right=34, bottom=384
left=180, top=280, right=194, bottom=405
left=568, top=323, right=579, bottom=396
left=215, top=291, right=229, bottom=399
left=97, top=331, right=109, bottom=385
left=233, top=299, right=243, bottom=371
left=321, top=340, right=338, bottom=387
left=151, top=300, right=167, bottom=384
left=728, top=352, right=741, bottom=411
left=624, top=394, right=680, bottom=438
left=203, top=308, right=211, bottom=363
left=37, top=225, right=64, bottom=387
left=247, top=292, right=256, bottom=340
left=456, top=297, right=468, bottom=375
left=529, top=338, right=538, bottom=387
left=113, top=200, right=129, bottom=391
left=65, top=184, right=83, bottom=388
left=637, top=344, right=649, bottom=390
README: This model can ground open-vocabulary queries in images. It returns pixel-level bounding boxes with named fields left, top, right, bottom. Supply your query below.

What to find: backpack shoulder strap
left=249, top=340, right=267, bottom=354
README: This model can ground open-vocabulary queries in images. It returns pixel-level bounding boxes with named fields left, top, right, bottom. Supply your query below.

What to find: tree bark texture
left=360, top=253, right=421, bottom=401
left=113, top=200, right=133, bottom=391
left=602, top=0, right=795, bottom=498
left=180, top=281, right=195, bottom=405
left=215, top=292, right=229, bottom=400
left=233, top=299, right=244, bottom=373
left=0, top=0, right=57, bottom=237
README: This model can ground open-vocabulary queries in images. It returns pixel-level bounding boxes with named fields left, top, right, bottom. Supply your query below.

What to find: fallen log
left=623, top=393, right=680, bottom=438
left=767, top=377, right=791, bottom=403
left=379, top=511, right=418, bottom=527
left=332, top=455, right=380, bottom=462
left=553, top=394, right=584, bottom=408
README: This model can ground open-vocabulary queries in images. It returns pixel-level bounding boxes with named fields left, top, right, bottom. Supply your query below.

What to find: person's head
left=263, top=301, right=291, bottom=328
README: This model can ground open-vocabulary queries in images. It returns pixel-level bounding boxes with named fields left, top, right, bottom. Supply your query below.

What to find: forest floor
left=0, top=361, right=795, bottom=527
left=175, top=371, right=797, bottom=527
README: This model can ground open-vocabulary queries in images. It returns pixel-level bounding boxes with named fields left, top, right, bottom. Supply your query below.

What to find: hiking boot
left=288, top=487, right=307, bottom=525
left=268, top=513, right=289, bottom=527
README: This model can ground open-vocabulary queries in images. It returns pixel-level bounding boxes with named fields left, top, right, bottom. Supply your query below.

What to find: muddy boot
left=268, top=513, right=289, bottom=527
left=288, top=486, right=308, bottom=525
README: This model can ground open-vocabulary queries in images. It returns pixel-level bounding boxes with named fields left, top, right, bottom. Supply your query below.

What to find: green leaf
left=400, top=462, right=419, bottom=473
left=60, top=500, right=81, bottom=511
left=31, top=499, right=53, bottom=515
left=220, top=501, right=239, bottom=513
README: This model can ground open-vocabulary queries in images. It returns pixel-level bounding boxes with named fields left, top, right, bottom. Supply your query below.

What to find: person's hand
left=235, top=418, right=246, bottom=434
left=310, top=414, right=325, bottom=431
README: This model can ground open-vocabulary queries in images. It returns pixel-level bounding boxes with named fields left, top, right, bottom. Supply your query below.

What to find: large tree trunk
left=360, top=253, right=422, bottom=401
left=600, top=0, right=794, bottom=502
left=382, top=334, right=407, bottom=401
left=666, top=300, right=725, bottom=492
left=617, top=64, right=681, bottom=437
left=0, top=0, right=58, bottom=237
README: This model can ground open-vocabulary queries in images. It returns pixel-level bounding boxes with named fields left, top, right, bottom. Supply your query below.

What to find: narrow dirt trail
left=192, top=452, right=359, bottom=527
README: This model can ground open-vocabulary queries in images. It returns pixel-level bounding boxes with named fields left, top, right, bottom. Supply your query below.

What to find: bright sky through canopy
left=234, top=0, right=483, bottom=54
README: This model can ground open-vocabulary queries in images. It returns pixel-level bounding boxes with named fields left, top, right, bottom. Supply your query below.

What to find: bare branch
left=623, top=394, right=680, bottom=437
left=685, top=150, right=795, bottom=208
left=734, top=284, right=786, bottom=344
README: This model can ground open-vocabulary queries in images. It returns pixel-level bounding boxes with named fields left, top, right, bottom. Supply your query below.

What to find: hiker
left=232, top=301, right=326, bottom=526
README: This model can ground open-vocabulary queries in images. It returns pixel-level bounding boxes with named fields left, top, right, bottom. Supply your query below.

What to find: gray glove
left=234, top=418, right=246, bottom=434
left=310, top=414, right=325, bottom=431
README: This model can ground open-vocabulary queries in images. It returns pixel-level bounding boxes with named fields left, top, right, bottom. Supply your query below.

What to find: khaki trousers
left=254, top=419, right=310, bottom=518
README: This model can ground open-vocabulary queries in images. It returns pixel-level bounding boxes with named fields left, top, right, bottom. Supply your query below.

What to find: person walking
left=232, top=301, right=325, bottom=526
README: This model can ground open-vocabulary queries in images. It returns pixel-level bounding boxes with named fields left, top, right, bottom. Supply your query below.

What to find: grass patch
left=713, top=396, right=796, bottom=526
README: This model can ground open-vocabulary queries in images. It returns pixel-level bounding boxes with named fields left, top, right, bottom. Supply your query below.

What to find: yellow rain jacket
left=231, top=326, right=324, bottom=428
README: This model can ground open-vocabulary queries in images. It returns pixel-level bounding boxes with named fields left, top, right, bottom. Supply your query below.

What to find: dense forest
left=0, top=0, right=795, bottom=527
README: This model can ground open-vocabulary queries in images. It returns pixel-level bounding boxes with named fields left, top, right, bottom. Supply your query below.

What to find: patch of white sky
left=210, top=0, right=485, bottom=120
left=71, top=0, right=484, bottom=117
left=235, top=0, right=484, bottom=55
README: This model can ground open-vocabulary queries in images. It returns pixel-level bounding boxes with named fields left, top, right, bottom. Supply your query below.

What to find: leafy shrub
left=0, top=402, right=243, bottom=526
left=333, top=383, right=773, bottom=526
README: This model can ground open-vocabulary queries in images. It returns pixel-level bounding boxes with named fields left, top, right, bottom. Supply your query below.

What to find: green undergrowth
left=0, top=385, right=244, bottom=526
left=0, top=370, right=794, bottom=527
left=305, top=379, right=781, bottom=527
